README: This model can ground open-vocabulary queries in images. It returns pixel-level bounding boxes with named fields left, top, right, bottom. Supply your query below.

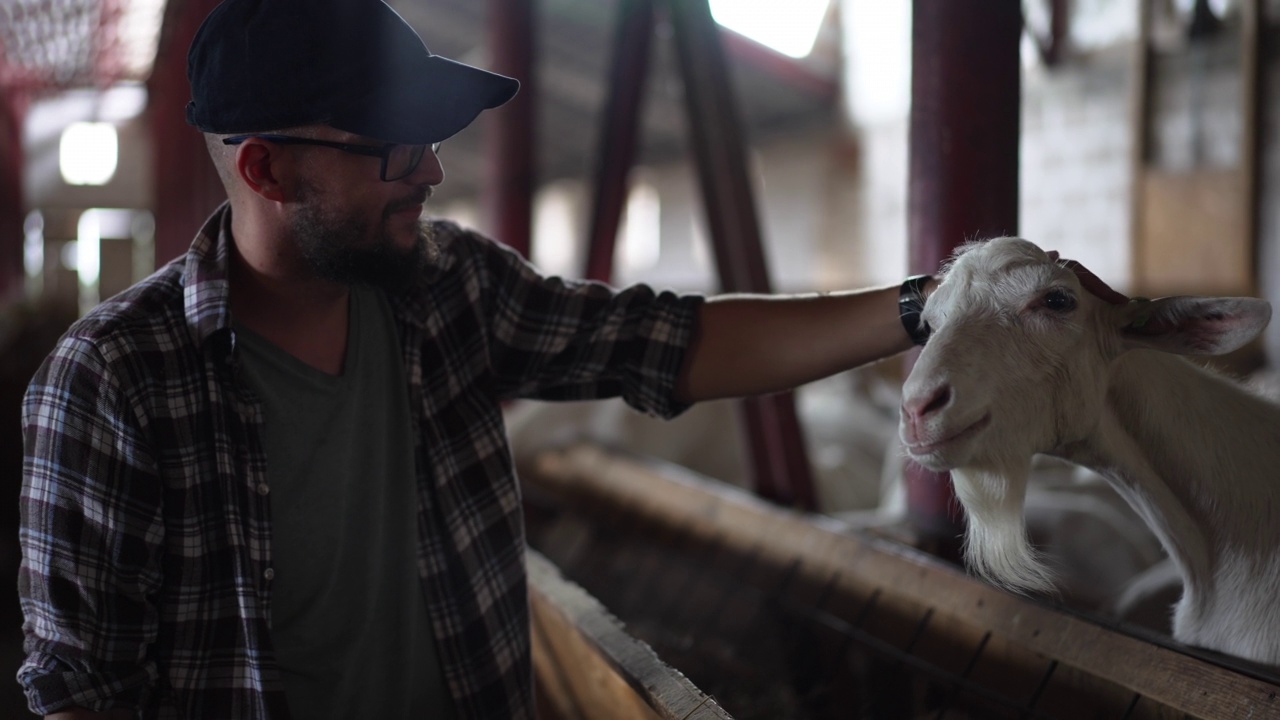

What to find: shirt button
left=263, top=568, right=275, bottom=581
left=256, top=483, right=269, bottom=496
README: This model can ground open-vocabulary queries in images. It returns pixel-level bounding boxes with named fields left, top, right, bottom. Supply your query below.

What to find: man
left=18, top=1, right=1109, bottom=718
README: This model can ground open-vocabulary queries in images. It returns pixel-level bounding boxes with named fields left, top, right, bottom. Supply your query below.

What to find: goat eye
left=1042, top=289, right=1077, bottom=312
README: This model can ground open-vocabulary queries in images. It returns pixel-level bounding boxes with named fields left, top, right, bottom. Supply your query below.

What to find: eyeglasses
left=221, top=134, right=440, bottom=182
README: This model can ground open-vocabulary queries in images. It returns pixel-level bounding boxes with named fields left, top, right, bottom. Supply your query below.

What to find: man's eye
left=1043, top=289, right=1077, bottom=312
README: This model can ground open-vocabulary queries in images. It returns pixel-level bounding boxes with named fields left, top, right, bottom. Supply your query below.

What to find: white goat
left=898, top=237, right=1278, bottom=665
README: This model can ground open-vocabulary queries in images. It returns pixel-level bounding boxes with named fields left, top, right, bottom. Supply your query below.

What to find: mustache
left=386, top=186, right=433, bottom=215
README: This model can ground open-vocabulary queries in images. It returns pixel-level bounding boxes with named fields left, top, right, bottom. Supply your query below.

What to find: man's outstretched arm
left=674, top=283, right=917, bottom=403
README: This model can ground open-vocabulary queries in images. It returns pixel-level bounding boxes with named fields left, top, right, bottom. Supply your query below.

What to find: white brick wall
left=1020, top=46, right=1135, bottom=290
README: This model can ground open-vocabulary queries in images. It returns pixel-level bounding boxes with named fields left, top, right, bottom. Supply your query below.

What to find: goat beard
left=951, top=460, right=1058, bottom=596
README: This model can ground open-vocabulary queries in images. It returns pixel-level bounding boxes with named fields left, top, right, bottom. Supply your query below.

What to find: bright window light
left=710, top=0, right=830, bottom=58
left=23, top=211, right=44, bottom=280
left=77, top=210, right=102, bottom=288
left=60, top=122, right=119, bottom=186
left=532, top=182, right=580, bottom=277
left=24, top=210, right=44, bottom=299
left=619, top=182, right=661, bottom=278
left=76, top=209, right=103, bottom=315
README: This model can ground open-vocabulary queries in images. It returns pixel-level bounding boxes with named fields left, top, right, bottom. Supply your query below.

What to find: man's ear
left=234, top=140, right=287, bottom=202
left=1113, top=296, right=1271, bottom=356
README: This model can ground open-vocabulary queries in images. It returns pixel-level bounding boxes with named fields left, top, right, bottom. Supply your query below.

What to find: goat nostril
left=903, top=383, right=953, bottom=421
left=921, top=384, right=951, bottom=417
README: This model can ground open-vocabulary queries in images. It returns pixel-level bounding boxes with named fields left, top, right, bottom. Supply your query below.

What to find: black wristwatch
left=899, top=274, right=933, bottom=346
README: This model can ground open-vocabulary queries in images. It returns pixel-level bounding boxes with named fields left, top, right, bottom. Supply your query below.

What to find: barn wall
left=843, top=0, right=1279, bottom=366
left=1020, top=45, right=1134, bottom=288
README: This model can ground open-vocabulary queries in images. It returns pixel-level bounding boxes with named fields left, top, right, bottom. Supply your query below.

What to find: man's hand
left=1048, top=251, right=1129, bottom=305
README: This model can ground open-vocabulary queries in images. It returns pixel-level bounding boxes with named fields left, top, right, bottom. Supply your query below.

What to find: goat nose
left=902, top=383, right=952, bottom=423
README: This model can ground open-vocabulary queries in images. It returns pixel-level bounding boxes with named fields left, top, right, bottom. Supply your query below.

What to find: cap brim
left=330, top=55, right=519, bottom=145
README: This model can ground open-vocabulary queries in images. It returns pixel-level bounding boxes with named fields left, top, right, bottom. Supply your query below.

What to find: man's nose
left=407, top=146, right=445, bottom=186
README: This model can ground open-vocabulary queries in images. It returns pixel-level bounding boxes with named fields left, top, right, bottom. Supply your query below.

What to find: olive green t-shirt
left=235, top=286, right=455, bottom=719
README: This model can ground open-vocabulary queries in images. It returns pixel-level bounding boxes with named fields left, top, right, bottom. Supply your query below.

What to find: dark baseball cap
left=185, top=0, right=519, bottom=145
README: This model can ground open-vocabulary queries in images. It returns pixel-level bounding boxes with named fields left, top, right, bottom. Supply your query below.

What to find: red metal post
left=665, top=0, right=817, bottom=510
left=583, top=0, right=656, bottom=283
left=147, top=0, right=227, bottom=265
left=906, top=0, right=1022, bottom=547
left=0, top=85, right=28, bottom=301
left=484, top=0, right=537, bottom=258
left=0, top=22, right=33, bottom=301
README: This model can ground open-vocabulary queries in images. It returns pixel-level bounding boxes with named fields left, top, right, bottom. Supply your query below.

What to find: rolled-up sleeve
left=18, top=336, right=164, bottom=715
left=469, top=237, right=704, bottom=418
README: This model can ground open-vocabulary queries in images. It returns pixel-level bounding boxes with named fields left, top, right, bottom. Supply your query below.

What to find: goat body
left=899, top=237, right=1278, bottom=665
left=1074, top=350, right=1280, bottom=662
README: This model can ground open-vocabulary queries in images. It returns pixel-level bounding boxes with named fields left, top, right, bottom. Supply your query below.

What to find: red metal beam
left=484, top=0, right=537, bottom=259
left=583, top=0, right=655, bottom=283
left=664, top=0, right=816, bottom=510
left=906, top=0, right=1022, bottom=550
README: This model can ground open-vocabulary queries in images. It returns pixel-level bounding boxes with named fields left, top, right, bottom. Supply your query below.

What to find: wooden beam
left=528, top=549, right=734, bottom=720
left=526, top=444, right=1280, bottom=719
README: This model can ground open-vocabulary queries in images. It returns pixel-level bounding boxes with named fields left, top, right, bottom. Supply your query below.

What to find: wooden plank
left=527, top=549, right=734, bottom=720
left=1131, top=0, right=1261, bottom=300
left=1138, top=168, right=1251, bottom=296
left=526, top=444, right=1280, bottom=720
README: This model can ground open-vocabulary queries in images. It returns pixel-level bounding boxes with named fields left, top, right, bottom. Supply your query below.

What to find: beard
left=290, top=180, right=437, bottom=292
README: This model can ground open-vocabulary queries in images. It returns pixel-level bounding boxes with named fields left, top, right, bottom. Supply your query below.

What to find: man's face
left=290, top=176, right=436, bottom=291
left=285, top=129, right=444, bottom=290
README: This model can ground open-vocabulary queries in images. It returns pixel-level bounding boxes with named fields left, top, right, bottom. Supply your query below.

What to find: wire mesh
left=0, top=0, right=139, bottom=92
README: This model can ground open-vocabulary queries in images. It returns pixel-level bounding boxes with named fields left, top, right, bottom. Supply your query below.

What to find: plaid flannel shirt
left=19, top=204, right=702, bottom=719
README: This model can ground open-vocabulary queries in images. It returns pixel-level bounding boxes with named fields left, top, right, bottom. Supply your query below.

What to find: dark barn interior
left=4, top=0, right=1280, bottom=718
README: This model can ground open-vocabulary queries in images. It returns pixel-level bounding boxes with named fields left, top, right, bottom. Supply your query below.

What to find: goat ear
left=1114, top=297, right=1272, bottom=355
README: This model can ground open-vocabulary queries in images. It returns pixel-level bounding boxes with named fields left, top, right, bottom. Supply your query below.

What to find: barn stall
left=5, top=0, right=1280, bottom=717
left=522, top=0, right=1280, bottom=715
